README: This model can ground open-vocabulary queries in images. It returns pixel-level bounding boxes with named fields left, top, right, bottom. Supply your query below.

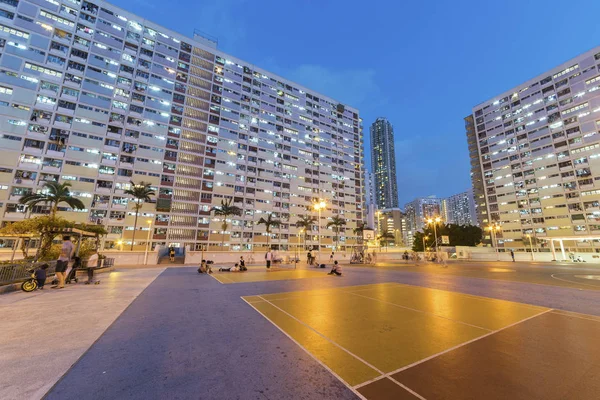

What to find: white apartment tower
left=0, top=0, right=364, bottom=251
left=468, top=46, right=600, bottom=252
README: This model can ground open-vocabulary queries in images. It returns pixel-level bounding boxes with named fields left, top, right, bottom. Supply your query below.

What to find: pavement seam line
left=240, top=297, right=369, bottom=400
left=385, top=308, right=554, bottom=378
left=40, top=268, right=166, bottom=400
left=342, top=290, right=494, bottom=332
left=550, top=310, right=600, bottom=323
left=257, top=295, right=385, bottom=374
left=388, top=376, right=428, bottom=400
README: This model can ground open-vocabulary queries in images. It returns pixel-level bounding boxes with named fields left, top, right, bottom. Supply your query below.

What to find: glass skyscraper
left=370, top=117, right=398, bottom=209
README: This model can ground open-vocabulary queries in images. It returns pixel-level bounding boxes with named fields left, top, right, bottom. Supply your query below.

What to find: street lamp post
left=144, top=219, right=152, bottom=265
left=313, top=200, right=326, bottom=265
left=486, top=223, right=501, bottom=261
left=426, top=217, right=442, bottom=260
left=526, top=233, right=535, bottom=261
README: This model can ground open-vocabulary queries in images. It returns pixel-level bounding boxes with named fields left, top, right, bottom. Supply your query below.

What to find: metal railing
left=0, top=258, right=114, bottom=286
left=0, top=261, right=57, bottom=285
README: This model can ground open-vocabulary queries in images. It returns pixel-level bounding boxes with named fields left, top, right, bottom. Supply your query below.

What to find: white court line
left=353, top=308, right=553, bottom=391
left=386, top=281, right=550, bottom=311
left=208, top=273, right=231, bottom=284
left=343, top=290, right=493, bottom=332
left=550, top=274, right=600, bottom=289
left=240, top=297, right=369, bottom=400
left=256, top=295, right=430, bottom=399
left=551, top=310, right=600, bottom=323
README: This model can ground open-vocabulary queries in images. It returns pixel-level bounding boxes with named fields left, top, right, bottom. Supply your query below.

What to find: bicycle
left=21, top=269, right=38, bottom=292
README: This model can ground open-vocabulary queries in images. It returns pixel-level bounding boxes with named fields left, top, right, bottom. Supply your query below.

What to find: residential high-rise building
left=467, top=47, right=600, bottom=252
left=404, top=196, right=442, bottom=245
left=370, top=117, right=398, bottom=209
left=0, top=0, right=364, bottom=252
left=364, top=170, right=376, bottom=206
left=442, top=189, right=478, bottom=226
left=378, top=208, right=406, bottom=246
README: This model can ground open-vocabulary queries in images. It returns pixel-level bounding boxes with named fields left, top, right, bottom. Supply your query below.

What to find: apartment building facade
left=0, top=0, right=363, bottom=251
left=442, top=188, right=478, bottom=226
left=468, top=46, right=600, bottom=251
left=403, top=196, right=442, bottom=246
left=370, top=117, right=398, bottom=209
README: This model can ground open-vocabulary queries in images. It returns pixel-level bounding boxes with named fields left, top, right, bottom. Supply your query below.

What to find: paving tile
left=357, top=378, right=420, bottom=400
left=392, top=311, right=600, bottom=400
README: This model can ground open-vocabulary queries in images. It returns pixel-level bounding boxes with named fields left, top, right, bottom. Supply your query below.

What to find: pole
left=433, top=223, right=439, bottom=260
left=144, top=221, right=152, bottom=265
left=492, top=229, right=499, bottom=261
left=528, top=235, right=534, bottom=261
left=317, top=208, right=321, bottom=265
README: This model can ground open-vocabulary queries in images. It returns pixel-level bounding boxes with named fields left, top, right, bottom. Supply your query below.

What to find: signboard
left=363, top=229, right=375, bottom=240
left=441, top=235, right=450, bottom=245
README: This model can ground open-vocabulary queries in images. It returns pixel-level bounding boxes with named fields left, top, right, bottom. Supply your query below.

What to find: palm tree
left=257, top=213, right=281, bottom=250
left=211, top=198, right=242, bottom=248
left=124, top=181, right=155, bottom=250
left=377, top=232, right=396, bottom=251
left=295, top=215, right=316, bottom=250
left=19, top=181, right=85, bottom=217
left=326, top=215, right=347, bottom=252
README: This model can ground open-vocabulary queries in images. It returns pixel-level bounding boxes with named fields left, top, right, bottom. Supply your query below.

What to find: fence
left=0, top=258, right=114, bottom=286
left=0, top=261, right=57, bottom=285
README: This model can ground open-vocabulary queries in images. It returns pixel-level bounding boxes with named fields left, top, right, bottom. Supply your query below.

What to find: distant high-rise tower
left=370, top=118, right=399, bottom=209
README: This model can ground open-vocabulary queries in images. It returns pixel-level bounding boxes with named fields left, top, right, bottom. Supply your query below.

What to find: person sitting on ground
left=35, top=264, right=49, bottom=290
left=327, top=261, right=343, bottom=276
left=198, top=259, right=212, bottom=274
left=239, top=256, right=247, bottom=271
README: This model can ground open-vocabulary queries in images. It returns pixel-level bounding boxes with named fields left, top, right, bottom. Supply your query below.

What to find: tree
left=211, top=198, right=242, bottom=248
left=377, top=232, right=395, bottom=250
left=0, top=216, right=73, bottom=260
left=257, top=213, right=281, bottom=249
left=412, top=224, right=483, bottom=252
left=124, top=181, right=155, bottom=251
left=295, top=215, right=316, bottom=250
left=18, top=181, right=85, bottom=217
left=326, top=215, right=347, bottom=252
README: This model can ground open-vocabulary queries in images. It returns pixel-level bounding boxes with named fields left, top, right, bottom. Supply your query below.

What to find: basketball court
left=243, top=282, right=600, bottom=399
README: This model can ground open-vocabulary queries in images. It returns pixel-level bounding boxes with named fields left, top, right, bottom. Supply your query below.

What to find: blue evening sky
left=114, top=0, right=600, bottom=206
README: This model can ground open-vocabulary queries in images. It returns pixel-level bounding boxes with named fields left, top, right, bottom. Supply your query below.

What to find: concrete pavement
left=0, top=268, right=164, bottom=400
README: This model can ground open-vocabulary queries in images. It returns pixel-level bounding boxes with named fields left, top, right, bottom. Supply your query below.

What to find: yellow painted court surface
left=243, top=283, right=548, bottom=387
left=211, top=269, right=327, bottom=284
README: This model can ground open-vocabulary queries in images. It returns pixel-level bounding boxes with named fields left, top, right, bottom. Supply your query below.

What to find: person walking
left=53, top=236, right=74, bottom=289
left=330, top=252, right=334, bottom=262
left=85, top=251, right=99, bottom=284
left=265, top=248, right=273, bottom=270
left=510, top=250, right=515, bottom=262
left=307, top=250, right=312, bottom=266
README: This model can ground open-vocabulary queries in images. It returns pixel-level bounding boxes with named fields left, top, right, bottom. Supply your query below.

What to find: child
left=327, top=261, right=342, bottom=276
left=198, top=260, right=213, bottom=274
left=239, top=256, right=247, bottom=271
left=169, top=246, right=175, bottom=262
left=35, top=264, right=49, bottom=289
left=219, top=263, right=239, bottom=272
left=85, top=252, right=99, bottom=284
